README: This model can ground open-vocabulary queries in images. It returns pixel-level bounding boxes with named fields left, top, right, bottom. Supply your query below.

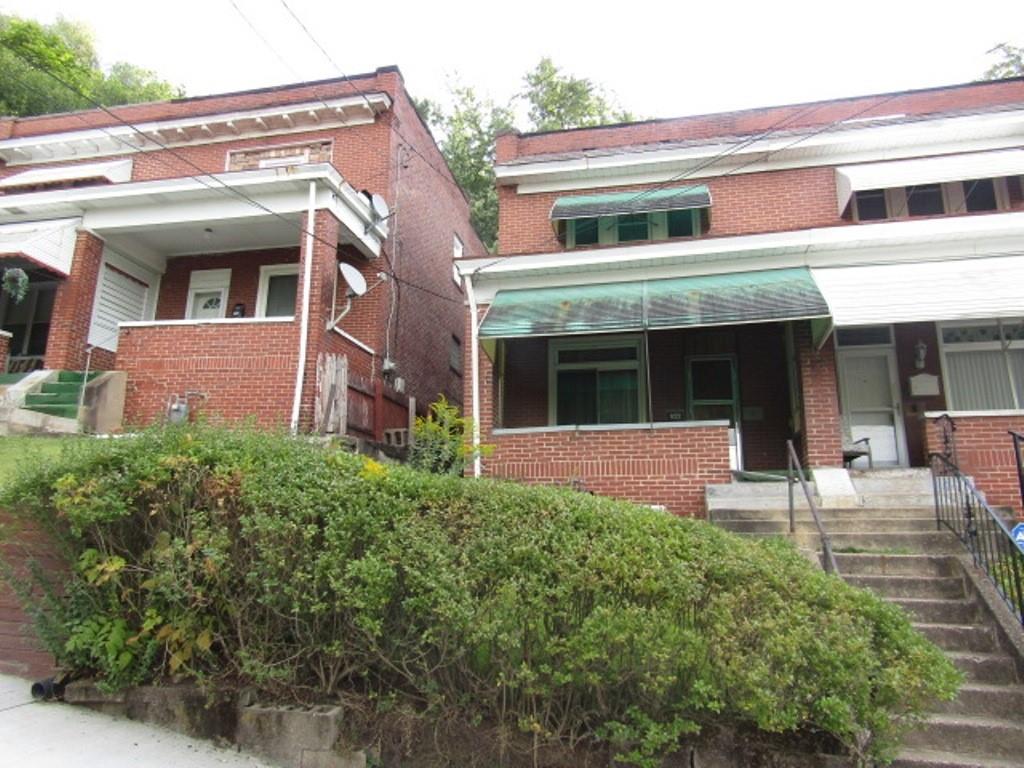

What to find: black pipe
left=30, top=677, right=64, bottom=701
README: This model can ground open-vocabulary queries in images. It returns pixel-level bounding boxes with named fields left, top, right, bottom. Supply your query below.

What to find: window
left=572, top=218, right=600, bottom=246
left=940, top=320, right=1024, bottom=410
left=963, top=178, right=998, bottom=212
left=186, top=269, right=231, bottom=320
left=617, top=214, right=649, bottom=242
left=906, top=184, right=945, bottom=217
left=854, top=189, right=888, bottom=221
left=667, top=209, right=696, bottom=237
left=450, top=335, right=462, bottom=374
left=836, top=325, right=893, bottom=347
left=549, top=337, right=645, bottom=425
left=256, top=264, right=299, bottom=318
left=687, top=356, right=739, bottom=424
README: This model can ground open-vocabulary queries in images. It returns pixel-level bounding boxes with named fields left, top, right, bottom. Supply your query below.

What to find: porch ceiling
left=479, top=267, right=829, bottom=338
left=98, top=213, right=302, bottom=258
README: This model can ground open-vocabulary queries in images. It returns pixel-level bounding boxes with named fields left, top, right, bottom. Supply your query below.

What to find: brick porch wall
left=0, top=330, right=9, bottom=373
left=44, top=230, right=104, bottom=371
left=925, top=414, right=1024, bottom=516
left=795, top=322, right=843, bottom=467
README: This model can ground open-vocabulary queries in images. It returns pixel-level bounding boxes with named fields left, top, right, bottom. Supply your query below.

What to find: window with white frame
left=940, top=320, right=1024, bottom=410
left=853, top=178, right=1010, bottom=222
left=548, top=336, right=646, bottom=425
left=255, top=264, right=299, bottom=318
left=185, top=269, right=231, bottom=320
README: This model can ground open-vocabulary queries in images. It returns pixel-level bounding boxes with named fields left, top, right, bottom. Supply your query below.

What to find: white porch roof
left=811, top=254, right=1024, bottom=326
left=0, top=217, right=80, bottom=275
left=0, top=159, right=133, bottom=190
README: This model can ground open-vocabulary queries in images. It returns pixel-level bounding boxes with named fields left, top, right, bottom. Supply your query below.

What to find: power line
left=0, top=42, right=463, bottom=306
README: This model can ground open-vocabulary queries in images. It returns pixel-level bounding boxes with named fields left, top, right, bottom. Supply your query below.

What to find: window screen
left=617, top=214, right=649, bottom=242
left=264, top=273, right=298, bottom=317
left=667, top=209, right=695, bottom=237
left=573, top=218, right=599, bottom=246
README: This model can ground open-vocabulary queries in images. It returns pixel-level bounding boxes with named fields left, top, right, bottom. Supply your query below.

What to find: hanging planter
left=2, top=267, right=29, bottom=304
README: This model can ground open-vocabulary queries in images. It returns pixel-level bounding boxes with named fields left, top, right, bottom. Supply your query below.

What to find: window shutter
left=89, top=265, right=148, bottom=351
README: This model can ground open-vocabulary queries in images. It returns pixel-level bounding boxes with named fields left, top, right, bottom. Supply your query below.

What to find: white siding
left=88, top=264, right=149, bottom=351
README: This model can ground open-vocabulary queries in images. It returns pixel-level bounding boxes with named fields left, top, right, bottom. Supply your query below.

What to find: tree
left=0, top=15, right=182, bottom=118
left=982, top=43, right=1024, bottom=79
left=522, top=57, right=633, bottom=132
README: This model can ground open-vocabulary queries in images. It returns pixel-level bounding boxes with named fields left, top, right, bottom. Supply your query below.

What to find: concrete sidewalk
left=0, top=674, right=273, bottom=767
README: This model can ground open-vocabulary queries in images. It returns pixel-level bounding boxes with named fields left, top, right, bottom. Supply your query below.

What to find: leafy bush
left=408, top=396, right=479, bottom=475
left=0, top=426, right=959, bottom=766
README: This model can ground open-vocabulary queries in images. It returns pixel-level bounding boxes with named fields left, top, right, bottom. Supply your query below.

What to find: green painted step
left=25, top=392, right=79, bottom=407
left=56, top=371, right=99, bottom=384
left=40, top=381, right=83, bottom=396
left=0, top=372, right=27, bottom=385
left=21, top=403, right=79, bottom=420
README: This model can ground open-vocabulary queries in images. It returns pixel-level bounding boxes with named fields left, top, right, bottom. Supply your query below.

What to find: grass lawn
left=0, top=435, right=82, bottom=486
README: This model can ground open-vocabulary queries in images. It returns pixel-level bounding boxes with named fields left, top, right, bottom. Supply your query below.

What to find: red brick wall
left=44, top=230, right=104, bottom=371
left=795, top=322, right=842, bottom=467
left=925, top=414, right=1024, bottom=516
left=155, top=248, right=299, bottom=320
left=0, top=331, right=9, bottom=373
left=495, top=79, right=1024, bottom=162
left=485, top=426, right=731, bottom=517
left=497, top=166, right=842, bottom=255
left=116, top=321, right=299, bottom=427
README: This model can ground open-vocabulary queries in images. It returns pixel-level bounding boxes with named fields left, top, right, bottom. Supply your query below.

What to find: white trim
left=291, top=181, right=316, bottom=434
left=924, top=409, right=1024, bottom=418
left=495, top=108, right=1024, bottom=192
left=331, top=326, right=375, bottom=355
left=0, top=94, right=392, bottom=165
left=120, top=317, right=294, bottom=328
left=492, top=420, right=730, bottom=436
left=255, top=263, right=300, bottom=318
left=0, top=158, right=133, bottom=188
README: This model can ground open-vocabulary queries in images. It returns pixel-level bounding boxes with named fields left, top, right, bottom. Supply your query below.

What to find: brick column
left=44, top=230, right=104, bottom=371
left=463, top=304, right=495, bottom=442
left=297, top=208, right=342, bottom=431
left=794, top=321, right=843, bottom=467
left=0, top=329, right=10, bottom=373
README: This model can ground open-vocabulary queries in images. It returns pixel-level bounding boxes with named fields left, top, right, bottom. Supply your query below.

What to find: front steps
left=708, top=469, right=1024, bottom=767
left=21, top=371, right=97, bottom=419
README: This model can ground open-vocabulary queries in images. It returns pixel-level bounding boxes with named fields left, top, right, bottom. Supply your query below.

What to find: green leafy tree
left=522, top=57, right=634, bottom=132
left=983, top=42, right=1024, bottom=79
left=0, top=15, right=182, bottom=117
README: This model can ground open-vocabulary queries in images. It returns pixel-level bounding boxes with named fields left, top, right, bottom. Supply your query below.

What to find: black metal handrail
left=930, top=451, right=1024, bottom=626
left=786, top=440, right=839, bottom=575
left=1010, top=430, right=1024, bottom=513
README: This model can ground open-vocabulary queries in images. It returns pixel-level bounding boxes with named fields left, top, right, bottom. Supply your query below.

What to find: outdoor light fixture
left=914, top=339, right=928, bottom=370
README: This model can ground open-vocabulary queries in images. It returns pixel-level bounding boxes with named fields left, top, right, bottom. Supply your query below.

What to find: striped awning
left=550, top=184, right=711, bottom=220
left=479, top=267, right=829, bottom=338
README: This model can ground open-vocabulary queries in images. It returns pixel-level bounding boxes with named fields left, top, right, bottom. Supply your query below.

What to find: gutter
left=464, top=273, right=482, bottom=478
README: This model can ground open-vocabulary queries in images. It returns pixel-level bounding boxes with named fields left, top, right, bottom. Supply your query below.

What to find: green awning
left=478, top=267, right=829, bottom=339
left=550, top=184, right=711, bottom=220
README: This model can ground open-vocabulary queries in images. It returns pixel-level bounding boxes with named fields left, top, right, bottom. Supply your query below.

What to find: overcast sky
left=1, top=0, right=1021, bottom=124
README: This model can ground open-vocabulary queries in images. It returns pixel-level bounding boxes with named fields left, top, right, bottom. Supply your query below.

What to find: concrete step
left=935, top=684, right=1024, bottom=721
left=742, top=531, right=963, bottom=554
left=834, top=554, right=958, bottom=577
left=859, top=493, right=937, bottom=508
left=712, top=507, right=939, bottom=521
left=946, top=652, right=1020, bottom=685
left=844, top=575, right=966, bottom=600
left=724, top=517, right=938, bottom=534
left=890, top=598, right=980, bottom=625
left=901, top=715, right=1024, bottom=762
left=913, top=623, right=997, bottom=653
left=893, top=747, right=1024, bottom=767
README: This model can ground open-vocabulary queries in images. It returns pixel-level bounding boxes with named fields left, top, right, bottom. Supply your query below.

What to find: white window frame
left=547, top=335, right=647, bottom=426
left=452, top=234, right=464, bottom=287
left=185, top=268, right=231, bottom=320
left=938, top=318, right=1024, bottom=411
left=254, top=263, right=300, bottom=318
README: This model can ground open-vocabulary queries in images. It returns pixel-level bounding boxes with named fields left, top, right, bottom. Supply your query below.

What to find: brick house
left=458, top=78, right=1024, bottom=516
left=0, top=66, right=482, bottom=437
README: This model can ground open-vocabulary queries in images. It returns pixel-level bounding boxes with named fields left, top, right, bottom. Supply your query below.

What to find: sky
left=0, top=0, right=1021, bottom=125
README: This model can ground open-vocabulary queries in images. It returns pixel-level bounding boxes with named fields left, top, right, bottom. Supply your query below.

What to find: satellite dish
left=338, top=261, right=367, bottom=297
left=370, top=193, right=390, bottom=222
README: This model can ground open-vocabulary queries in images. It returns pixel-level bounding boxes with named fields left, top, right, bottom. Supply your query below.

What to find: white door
left=838, top=348, right=907, bottom=467
left=189, top=290, right=225, bottom=320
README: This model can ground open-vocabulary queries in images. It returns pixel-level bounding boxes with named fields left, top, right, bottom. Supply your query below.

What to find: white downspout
left=290, top=181, right=317, bottom=434
left=464, top=272, right=482, bottom=478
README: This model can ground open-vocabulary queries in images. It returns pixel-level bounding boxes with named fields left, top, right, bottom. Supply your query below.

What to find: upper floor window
left=906, top=183, right=944, bottom=217
left=852, top=177, right=1010, bottom=222
left=553, top=184, right=711, bottom=250
left=963, top=178, right=998, bottom=212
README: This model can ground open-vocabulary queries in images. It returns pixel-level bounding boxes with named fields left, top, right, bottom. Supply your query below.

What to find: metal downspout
left=464, top=273, right=482, bottom=478
left=290, top=181, right=317, bottom=434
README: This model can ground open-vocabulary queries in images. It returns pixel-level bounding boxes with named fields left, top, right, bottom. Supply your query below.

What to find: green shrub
left=0, top=426, right=959, bottom=766
left=408, top=395, right=480, bottom=475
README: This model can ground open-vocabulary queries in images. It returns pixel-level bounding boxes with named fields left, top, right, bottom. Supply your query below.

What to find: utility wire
left=0, top=43, right=463, bottom=306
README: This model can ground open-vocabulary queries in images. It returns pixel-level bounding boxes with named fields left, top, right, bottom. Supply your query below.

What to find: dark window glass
left=558, top=346, right=637, bottom=364
left=836, top=326, right=892, bottom=346
left=598, top=369, right=638, bottom=423
left=617, top=214, right=649, bottom=242
left=265, top=273, right=298, bottom=316
left=572, top=218, right=599, bottom=246
left=557, top=369, right=597, bottom=424
left=906, top=184, right=944, bottom=216
left=556, top=367, right=639, bottom=425
left=963, top=178, right=998, bottom=212
left=690, top=358, right=734, bottom=401
left=855, top=189, right=888, bottom=220
left=667, top=209, right=695, bottom=237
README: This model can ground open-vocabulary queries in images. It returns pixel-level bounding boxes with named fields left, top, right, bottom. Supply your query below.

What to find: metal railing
left=930, top=451, right=1024, bottom=627
left=1010, top=430, right=1024, bottom=513
left=786, top=439, right=839, bottom=575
